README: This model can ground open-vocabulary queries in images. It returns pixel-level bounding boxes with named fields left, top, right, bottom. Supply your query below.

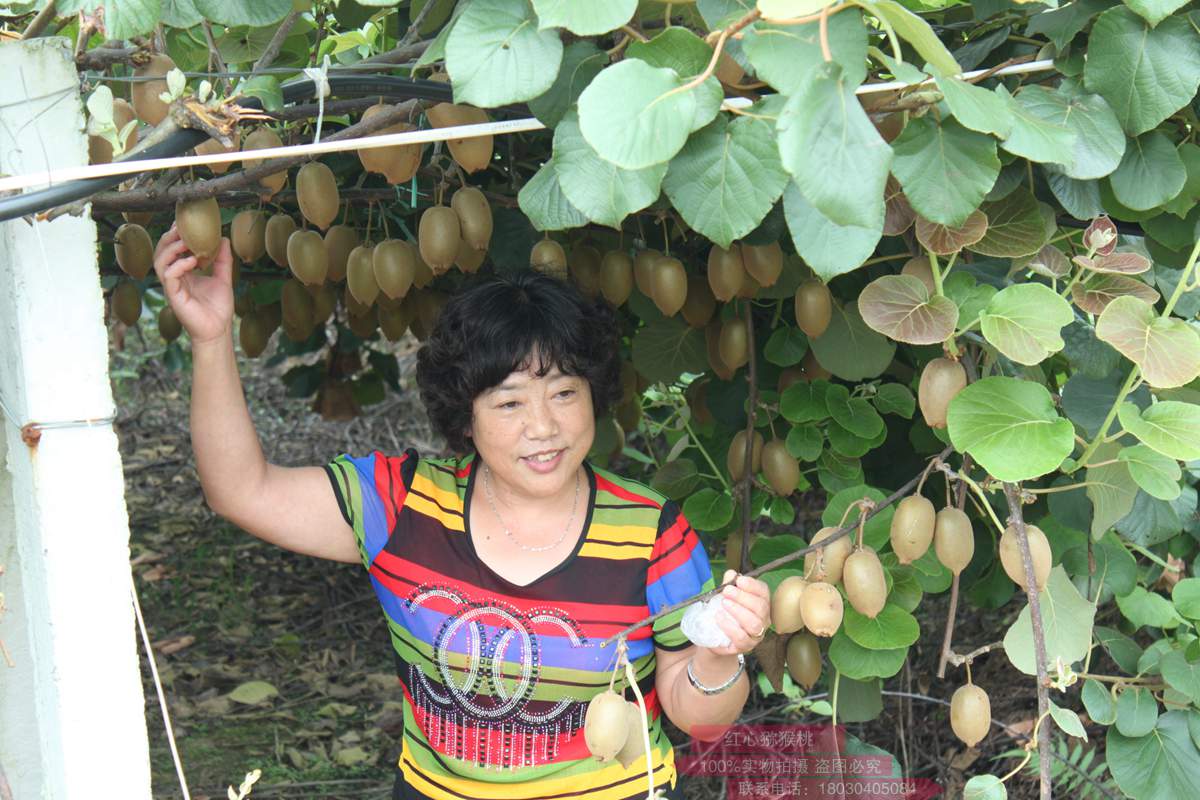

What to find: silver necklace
left=482, top=462, right=580, bottom=553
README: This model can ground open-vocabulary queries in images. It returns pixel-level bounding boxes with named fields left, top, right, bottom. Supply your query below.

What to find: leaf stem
left=1074, top=367, right=1139, bottom=471
left=1162, top=237, right=1200, bottom=317
left=683, top=410, right=730, bottom=493
left=1126, top=540, right=1181, bottom=572
left=818, top=5, right=832, bottom=62
left=926, top=248, right=945, bottom=296
left=666, top=8, right=762, bottom=100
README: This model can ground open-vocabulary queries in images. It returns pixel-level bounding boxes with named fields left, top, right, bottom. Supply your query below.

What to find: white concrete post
left=0, top=38, right=153, bottom=799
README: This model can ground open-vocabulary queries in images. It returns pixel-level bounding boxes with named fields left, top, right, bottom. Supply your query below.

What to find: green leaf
left=825, top=385, right=885, bottom=439
left=1015, top=85, right=1126, bottom=180
left=947, top=377, right=1076, bottom=482
left=828, top=632, right=907, bottom=679
left=751, top=535, right=807, bottom=568
left=777, top=62, right=893, bottom=228
left=944, top=271, right=997, bottom=328
left=1097, top=625, right=1145, bottom=672
left=94, top=0, right=161, bottom=38
left=970, top=191, right=1049, bottom=258
left=162, top=0, right=202, bottom=28
left=1060, top=528, right=1139, bottom=597
left=858, top=274, right=959, bottom=345
left=1175, top=579, right=1200, bottom=619
left=627, top=26, right=713, bottom=76
left=631, top=317, right=709, bottom=384
left=842, top=603, right=920, bottom=650
left=682, top=488, right=736, bottom=530
left=663, top=115, right=788, bottom=248
left=190, top=0, right=289, bottom=28
left=1082, top=678, right=1118, bottom=725
left=891, top=117, right=999, bottom=228
left=228, top=680, right=279, bottom=705
left=1120, top=444, right=1183, bottom=500
left=764, top=326, right=808, bottom=367
left=823, top=485, right=893, bottom=550
left=786, top=423, right=824, bottom=462
left=1087, top=442, right=1139, bottom=538
left=1117, top=585, right=1185, bottom=630
left=446, top=0, right=564, bottom=107
left=1162, top=651, right=1200, bottom=702
left=935, top=76, right=1012, bottom=138
left=552, top=110, right=666, bottom=229
left=808, top=301, right=897, bottom=381
left=517, top=160, right=588, bottom=231
left=1110, top=712, right=1200, bottom=800
left=1083, top=7, right=1200, bottom=136
left=780, top=380, right=830, bottom=423
left=873, top=384, right=915, bottom=419
left=1124, top=0, right=1191, bottom=27
left=782, top=182, right=883, bottom=282
left=963, top=775, right=1007, bottom=800
left=857, top=0, right=960, bottom=77
left=237, top=75, right=283, bottom=113
left=1001, top=86, right=1078, bottom=167
left=531, top=0, right=635, bottom=35
left=979, top=283, right=1074, bottom=366
left=1048, top=171, right=1106, bottom=220
left=578, top=59, right=721, bottom=170
left=1114, top=686, right=1160, bottom=737
left=1162, top=142, right=1200, bottom=217
left=1003, top=566, right=1097, bottom=676
left=1097, top=296, right=1200, bottom=388
left=1119, top=401, right=1200, bottom=460
left=1050, top=699, right=1088, bottom=739
left=1110, top=131, right=1188, bottom=211
left=527, top=40, right=606, bottom=128
left=741, top=10, right=868, bottom=93
left=651, top=458, right=701, bottom=500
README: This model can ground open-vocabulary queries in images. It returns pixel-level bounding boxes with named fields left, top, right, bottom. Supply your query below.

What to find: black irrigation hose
left=0, top=76, right=455, bottom=223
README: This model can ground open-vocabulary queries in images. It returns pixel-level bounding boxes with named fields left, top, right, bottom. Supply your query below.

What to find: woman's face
left=468, top=354, right=595, bottom=503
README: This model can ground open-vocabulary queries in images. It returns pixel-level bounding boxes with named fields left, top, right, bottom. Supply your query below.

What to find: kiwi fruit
left=313, top=378, right=360, bottom=421
left=346, top=245, right=379, bottom=307
left=157, top=306, right=182, bottom=342
left=231, top=210, right=267, bottom=263
left=583, top=690, right=630, bottom=762
left=633, top=249, right=661, bottom=297
left=742, top=242, right=783, bottom=287
left=531, top=239, right=568, bottom=279
left=736, top=270, right=761, bottom=299
left=713, top=46, right=746, bottom=87
left=727, top=429, right=764, bottom=481
left=800, top=349, right=831, bottom=381
left=725, top=530, right=754, bottom=572
left=281, top=279, right=315, bottom=330
left=234, top=290, right=256, bottom=318
left=264, top=214, right=296, bottom=268
left=374, top=239, right=417, bottom=299
left=123, top=210, right=154, bottom=227
left=174, top=196, right=222, bottom=262
left=131, top=53, right=176, bottom=126
left=687, top=379, right=713, bottom=425
left=778, top=367, right=805, bottom=393
left=786, top=631, right=822, bottom=689
left=412, top=251, right=435, bottom=288
left=799, top=581, right=843, bottom=637
left=890, top=495, right=936, bottom=565
left=455, top=239, right=486, bottom=273
left=416, top=289, right=449, bottom=338
left=570, top=245, right=604, bottom=298
left=718, top=316, right=750, bottom=370
left=707, top=244, right=746, bottom=301
left=450, top=186, right=493, bottom=251
left=114, top=223, right=153, bottom=279
left=999, top=523, right=1051, bottom=590
left=238, top=311, right=272, bottom=358
left=295, top=162, right=340, bottom=230
left=195, top=130, right=239, bottom=174
left=426, top=102, right=492, bottom=173
left=620, top=361, right=638, bottom=403
left=950, top=684, right=991, bottom=747
left=599, top=251, right=634, bottom=306
left=260, top=301, right=282, bottom=334
left=378, top=304, right=411, bottom=342
left=680, top=276, right=716, bottom=328
left=286, top=229, right=328, bottom=286
left=348, top=309, right=378, bottom=339
left=344, top=282, right=370, bottom=318
left=705, top=319, right=736, bottom=381
left=616, top=398, right=641, bottom=434
left=803, top=526, right=852, bottom=584
left=934, top=507, right=975, bottom=575
left=324, top=224, right=359, bottom=283
left=310, top=283, right=336, bottom=326
left=771, top=575, right=808, bottom=634
left=843, top=547, right=887, bottom=618
left=242, top=128, right=288, bottom=198
left=651, top=256, right=688, bottom=316
left=417, top=206, right=460, bottom=275
left=89, top=98, right=138, bottom=164
left=357, top=103, right=423, bottom=184
left=111, top=281, right=142, bottom=326
left=614, top=701, right=647, bottom=769
left=918, top=358, right=968, bottom=430
left=762, top=439, right=800, bottom=496
left=794, top=279, right=832, bottom=338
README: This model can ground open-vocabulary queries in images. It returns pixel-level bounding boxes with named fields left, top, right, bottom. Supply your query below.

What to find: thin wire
left=89, top=62, right=426, bottom=82
left=130, top=571, right=191, bottom=800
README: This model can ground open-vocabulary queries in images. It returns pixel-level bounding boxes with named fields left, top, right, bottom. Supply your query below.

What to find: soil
left=112, top=319, right=1089, bottom=800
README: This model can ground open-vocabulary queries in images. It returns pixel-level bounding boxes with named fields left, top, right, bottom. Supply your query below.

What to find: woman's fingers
left=154, top=224, right=181, bottom=259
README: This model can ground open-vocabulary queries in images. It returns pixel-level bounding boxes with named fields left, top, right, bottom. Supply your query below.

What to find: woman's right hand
left=153, top=224, right=235, bottom=345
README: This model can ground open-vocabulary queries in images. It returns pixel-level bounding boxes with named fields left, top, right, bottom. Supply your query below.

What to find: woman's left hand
left=705, top=569, right=772, bottom=657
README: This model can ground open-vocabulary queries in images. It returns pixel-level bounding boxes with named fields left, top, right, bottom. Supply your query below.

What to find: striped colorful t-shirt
left=323, top=448, right=716, bottom=800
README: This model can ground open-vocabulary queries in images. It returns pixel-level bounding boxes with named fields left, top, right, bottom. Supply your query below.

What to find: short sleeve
left=646, top=500, right=716, bottom=651
left=323, top=448, right=419, bottom=571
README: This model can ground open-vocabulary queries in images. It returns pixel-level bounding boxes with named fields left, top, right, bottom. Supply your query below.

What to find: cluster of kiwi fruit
left=583, top=689, right=650, bottom=768
left=727, top=429, right=802, bottom=499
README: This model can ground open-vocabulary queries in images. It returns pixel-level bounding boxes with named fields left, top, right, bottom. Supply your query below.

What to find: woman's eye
left=558, top=390, right=576, bottom=399
left=500, top=401, right=519, bottom=409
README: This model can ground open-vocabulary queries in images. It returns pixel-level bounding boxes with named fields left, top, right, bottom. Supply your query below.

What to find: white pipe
left=0, top=59, right=1056, bottom=195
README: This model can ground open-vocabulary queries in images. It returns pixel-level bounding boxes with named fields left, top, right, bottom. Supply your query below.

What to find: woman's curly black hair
left=415, top=270, right=623, bottom=455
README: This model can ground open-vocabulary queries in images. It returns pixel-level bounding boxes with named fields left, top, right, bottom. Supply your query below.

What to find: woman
left=152, top=226, right=771, bottom=800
